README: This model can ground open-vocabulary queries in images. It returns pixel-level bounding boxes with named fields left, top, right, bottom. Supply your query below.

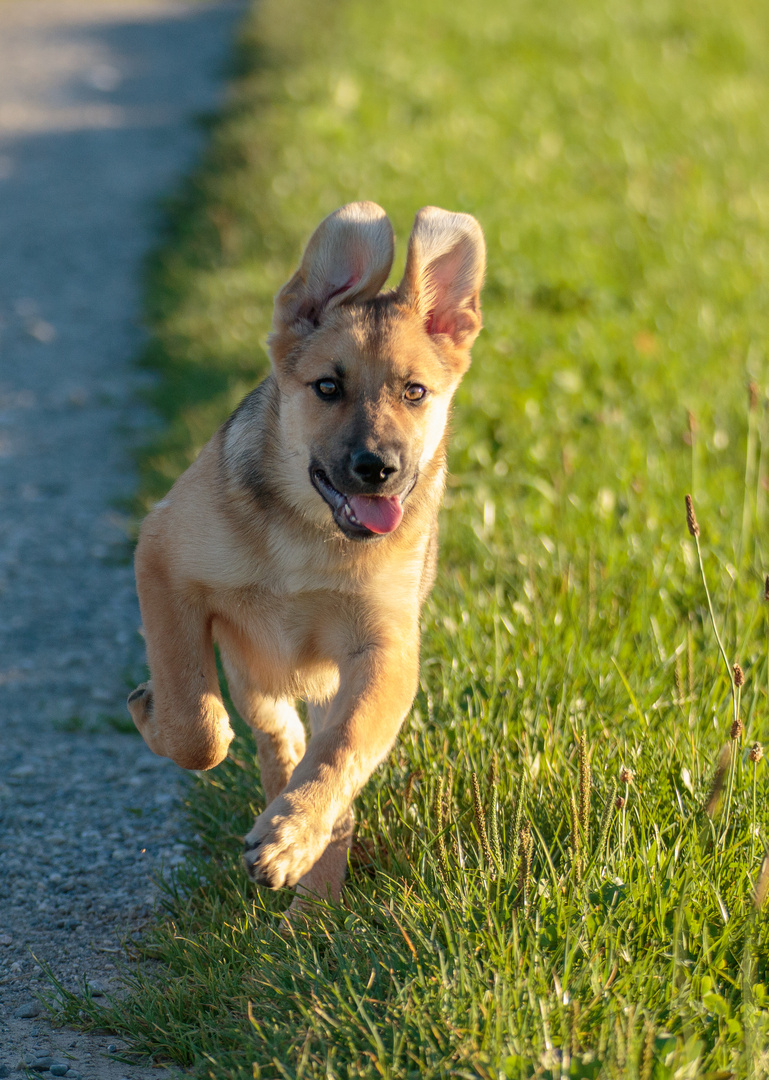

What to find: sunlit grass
left=61, top=0, right=769, bottom=1074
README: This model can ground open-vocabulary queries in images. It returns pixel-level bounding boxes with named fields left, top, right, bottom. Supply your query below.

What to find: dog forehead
left=314, top=303, right=447, bottom=382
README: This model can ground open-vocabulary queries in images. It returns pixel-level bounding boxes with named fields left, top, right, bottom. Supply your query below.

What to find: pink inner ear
left=425, top=308, right=453, bottom=336
left=327, top=274, right=360, bottom=302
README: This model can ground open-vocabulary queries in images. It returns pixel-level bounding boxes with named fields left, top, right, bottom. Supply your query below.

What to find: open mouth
left=310, top=466, right=407, bottom=539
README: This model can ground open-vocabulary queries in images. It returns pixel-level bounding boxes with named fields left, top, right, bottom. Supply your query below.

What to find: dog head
left=268, top=202, right=485, bottom=541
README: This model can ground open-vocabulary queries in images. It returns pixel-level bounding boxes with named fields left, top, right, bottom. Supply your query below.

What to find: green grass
left=59, top=0, right=769, bottom=1074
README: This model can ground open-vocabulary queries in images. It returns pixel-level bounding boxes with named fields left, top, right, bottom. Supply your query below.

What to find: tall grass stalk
left=750, top=743, right=763, bottom=866
left=433, top=774, right=449, bottom=881
left=471, top=771, right=495, bottom=874
left=740, top=382, right=759, bottom=564
left=597, top=778, right=617, bottom=868
left=723, top=664, right=745, bottom=840
left=578, top=732, right=591, bottom=850
left=686, top=495, right=739, bottom=839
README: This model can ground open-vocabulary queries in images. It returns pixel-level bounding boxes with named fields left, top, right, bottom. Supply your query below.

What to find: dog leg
left=244, top=635, right=419, bottom=889
left=221, top=652, right=307, bottom=806
left=284, top=807, right=355, bottom=920
left=283, top=703, right=352, bottom=911
left=128, top=559, right=233, bottom=771
left=253, top=721, right=307, bottom=806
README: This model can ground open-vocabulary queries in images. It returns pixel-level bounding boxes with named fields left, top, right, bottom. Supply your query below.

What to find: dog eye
left=314, top=378, right=340, bottom=399
left=404, top=384, right=427, bottom=403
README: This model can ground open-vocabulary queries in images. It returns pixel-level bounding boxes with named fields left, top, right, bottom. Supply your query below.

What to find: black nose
left=350, top=449, right=399, bottom=485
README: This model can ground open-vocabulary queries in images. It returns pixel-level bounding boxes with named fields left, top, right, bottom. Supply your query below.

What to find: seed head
left=471, top=771, right=494, bottom=873
left=619, top=767, right=633, bottom=785
left=519, top=823, right=533, bottom=893
left=733, top=663, right=745, bottom=688
left=750, top=742, right=763, bottom=764
left=685, top=494, right=700, bottom=538
left=754, top=850, right=769, bottom=910
left=510, top=777, right=526, bottom=872
left=705, top=743, right=730, bottom=817
left=404, top=769, right=422, bottom=808
left=749, top=382, right=760, bottom=411
left=578, top=732, right=591, bottom=845
left=615, top=796, right=626, bottom=810
left=487, top=753, right=498, bottom=791
left=434, top=774, right=449, bottom=880
left=640, top=1021, right=655, bottom=1080
left=730, top=717, right=744, bottom=740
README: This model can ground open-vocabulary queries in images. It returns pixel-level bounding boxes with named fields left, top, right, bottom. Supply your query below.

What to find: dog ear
left=397, top=206, right=485, bottom=357
left=273, top=202, right=394, bottom=337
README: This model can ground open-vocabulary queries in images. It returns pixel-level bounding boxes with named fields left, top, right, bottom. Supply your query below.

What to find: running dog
left=128, top=202, right=485, bottom=907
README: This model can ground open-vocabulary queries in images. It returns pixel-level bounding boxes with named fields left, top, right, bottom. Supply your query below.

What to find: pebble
left=50, top=1066, right=70, bottom=1077
left=9, top=764, right=36, bottom=779
left=30, top=1058, right=54, bottom=1072
left=13, top=1001, right=42, bottom=1019
left=0, top=1067, right=9, bottom=1078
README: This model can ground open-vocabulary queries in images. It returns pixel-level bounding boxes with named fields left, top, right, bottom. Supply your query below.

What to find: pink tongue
left=348, top=494, right=403, bottom=534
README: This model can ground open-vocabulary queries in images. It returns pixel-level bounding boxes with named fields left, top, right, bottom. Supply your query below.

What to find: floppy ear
left=273, top=202, right=394, bottom=337
left=397, top=206, right=485, bottom=356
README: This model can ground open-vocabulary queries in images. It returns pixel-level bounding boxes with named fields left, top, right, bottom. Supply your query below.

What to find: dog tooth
left=343, top=503, right=360, bottom=526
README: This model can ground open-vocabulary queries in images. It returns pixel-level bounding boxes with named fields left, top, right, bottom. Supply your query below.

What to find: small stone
left=0, top=934, right=11, bottom=946
left=0, top=1066, right=10, bottom=1078
left=50, top=1066, right=69, bottom=1076
left=9, top=763, right=35, bottom=778
left=30, top=1057, right=54, bottom=1071
left=13, top=1001, right=41, bottom=1018
left=107, top=1044, right=117, bottom=1053
left=27, top=318, right=56, bottom=343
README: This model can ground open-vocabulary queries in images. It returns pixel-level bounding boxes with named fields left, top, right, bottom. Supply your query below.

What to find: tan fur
left=128, top=202, right=485, bottom=905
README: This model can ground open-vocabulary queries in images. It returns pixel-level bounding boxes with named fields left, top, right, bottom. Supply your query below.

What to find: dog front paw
left=243, top=796, right=330, bottom=889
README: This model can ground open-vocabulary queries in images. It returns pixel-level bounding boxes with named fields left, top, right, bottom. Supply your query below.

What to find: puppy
left=128, top=202, right=485, bottom=906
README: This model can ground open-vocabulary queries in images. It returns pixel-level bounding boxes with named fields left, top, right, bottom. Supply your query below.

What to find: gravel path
left=0, top=2, right=244, bottom=1075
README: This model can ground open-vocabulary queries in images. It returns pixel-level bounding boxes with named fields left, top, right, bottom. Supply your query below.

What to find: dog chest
left=211, top=588, right=348, bottom=700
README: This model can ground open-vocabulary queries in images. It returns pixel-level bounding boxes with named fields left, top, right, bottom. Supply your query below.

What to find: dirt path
left=0, top=3, right=244, bottom=1075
